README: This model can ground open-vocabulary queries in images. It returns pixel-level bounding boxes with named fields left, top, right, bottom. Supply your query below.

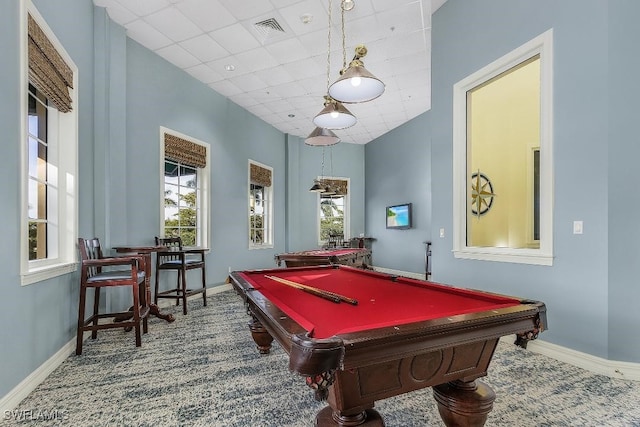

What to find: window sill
left=249, top=244, right=274, bottom=250
left=453, top=249, right=553, bottom=266
left=21, top=261, right=78, bottom=286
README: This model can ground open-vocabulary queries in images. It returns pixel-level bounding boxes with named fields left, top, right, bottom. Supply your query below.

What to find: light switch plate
left=573, top=221, right=583, bottom=234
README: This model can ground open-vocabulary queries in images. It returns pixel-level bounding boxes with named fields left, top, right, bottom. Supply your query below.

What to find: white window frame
left=159, top=127, right=210, bottom=248
left=317, top=177, right=350, bottom=246
left=248, top=159, right=274, bottom=249
left=20, top=2, right=79, bottom=285
left=452, top=29, right=554, bottom=266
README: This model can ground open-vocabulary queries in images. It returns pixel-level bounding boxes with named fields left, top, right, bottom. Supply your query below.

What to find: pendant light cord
left=341, top=0, right=347, bottom=72
left=325, top=0, right=333, bottom=93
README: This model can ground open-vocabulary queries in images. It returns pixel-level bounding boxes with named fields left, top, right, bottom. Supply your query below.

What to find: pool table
left=274, top=248, right=372, bottom=269
left=228, top=265, right=546, bottom=427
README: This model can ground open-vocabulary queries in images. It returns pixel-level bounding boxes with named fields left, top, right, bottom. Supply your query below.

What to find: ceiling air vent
left=253, top=17, right=286, bottom=44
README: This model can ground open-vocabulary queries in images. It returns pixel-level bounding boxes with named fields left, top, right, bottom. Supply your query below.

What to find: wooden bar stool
left=154, top=236, right=207, bottom=315
left=76, top=238, right=150, bottom=355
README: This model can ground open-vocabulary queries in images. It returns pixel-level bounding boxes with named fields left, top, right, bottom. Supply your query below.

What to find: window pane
left=320, top=194, right=345, bottom=241
left=180, top=165, right=197, bottom=186
left=466, top=56, right=540, bottom=249
left=27, top=85, right=50, bottom=262
left=164, top=183, right=179, bottom=207
left=163, top=158, right=201, bottom=245
left=248, top=164, right=272, bottom=247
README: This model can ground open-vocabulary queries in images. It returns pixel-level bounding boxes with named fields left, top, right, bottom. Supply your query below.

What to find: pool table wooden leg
left=248, top=316, right=273, bottom=354
left=315, top=407, right=384, bottom=426
left=433, top=379, right=496, bottom=427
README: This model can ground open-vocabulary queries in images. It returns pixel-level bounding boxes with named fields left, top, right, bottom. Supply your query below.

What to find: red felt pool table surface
left=237, top=266, right=520, bottom=339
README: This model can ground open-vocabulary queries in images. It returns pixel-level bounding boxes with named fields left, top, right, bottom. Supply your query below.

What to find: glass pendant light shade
left=305, top=127, right=340, bottom=146
left=313, top=98, right=357, bottom=129
left=329, top=45, right=385, bottom=104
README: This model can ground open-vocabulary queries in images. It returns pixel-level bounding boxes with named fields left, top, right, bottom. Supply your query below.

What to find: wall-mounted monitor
left=386, top=203, right=412, bottom=229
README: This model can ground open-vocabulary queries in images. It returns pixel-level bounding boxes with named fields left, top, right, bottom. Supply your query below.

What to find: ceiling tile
left=218, top=0, right=276, bottom=21
left=207, top=55, right=251, bottom=76
left=155, top=44, right=201, bottom=68
left=93, top=0, right=440, bottom=144
left=229, top=73, right=269, bottom=92
left=144, top=7, right=202, bottom=42
left=184, top=64, right=224, bottom=84
left=265, top=37, right=309, bottom=65
left=209, top=79, right=243, bottom=97
left=234, top=47, right=279, bottom=72
left=176, top=0, right=237, bottom=32
left=228, top=93, right=261, bottom=107
left=375, top=3, right=426, bottom=36
left=116, top=0, right=170, bottom=17
left=179, top=34, right=229, bottom=62
left=253, top=65, right=295, bottom=86
left=124, top=19, right=173, bottom=50
left=210, top=23, right=262, bottom=54
left=277, top=0, right=330, bottom=37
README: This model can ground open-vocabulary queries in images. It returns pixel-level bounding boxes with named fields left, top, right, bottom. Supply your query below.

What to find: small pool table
left=274, top=248, right=372, bottom=269
left=229, top=265, right=546, bottom=427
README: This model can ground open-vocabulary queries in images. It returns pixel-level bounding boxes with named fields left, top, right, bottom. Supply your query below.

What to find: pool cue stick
left=264, top=275, right=358, bottom=305
left=264, top=275, right=340, bottom=303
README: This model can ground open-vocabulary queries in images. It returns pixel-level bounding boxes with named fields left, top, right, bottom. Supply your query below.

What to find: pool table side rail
left=274, top=249, right=372, bottom=268
left=228, top=269, right=546, bottom=374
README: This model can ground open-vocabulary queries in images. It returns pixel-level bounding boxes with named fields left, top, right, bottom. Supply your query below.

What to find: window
left=249, top=160, right=273, bottom=248
left=160, top=128, right=209, bottom=247
left=21, top=3, right=78, bottom=285
left=318, top=178, right=350, bottom=245
left=452, top=30, right=553, bottom=265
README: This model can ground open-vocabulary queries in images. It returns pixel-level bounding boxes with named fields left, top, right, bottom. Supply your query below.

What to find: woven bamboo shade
left=28, top=14, right=73, bottom=113
left=164, top=133, right=207, bottom=168
left=322, top=179, right=348, bottom=195
left=250, top=163, right=272, bottom=187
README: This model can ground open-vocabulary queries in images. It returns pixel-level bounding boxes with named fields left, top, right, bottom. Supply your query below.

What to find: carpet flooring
left=3, top=289, right=640, bottom=426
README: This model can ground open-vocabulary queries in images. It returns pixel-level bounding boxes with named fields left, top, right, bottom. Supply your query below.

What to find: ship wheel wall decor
left=470, top=171, right=495, bottom=216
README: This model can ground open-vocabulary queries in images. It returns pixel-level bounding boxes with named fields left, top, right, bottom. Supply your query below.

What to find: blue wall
left=366, top=0, right=640, bottom=362
left=286, top=136, right=366, bottom=252
left=607, top=0, right=640, bottom=362
left=0, top=0, right=365, bottom=400
left=365, top=113, right=431, bottom=273
left=0, top=0, right=95, bottom=402
left=4, top=0, right=640, bottom=406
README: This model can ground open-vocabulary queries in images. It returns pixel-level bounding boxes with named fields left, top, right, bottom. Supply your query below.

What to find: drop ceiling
left=93, top=0, right=447, bottom=144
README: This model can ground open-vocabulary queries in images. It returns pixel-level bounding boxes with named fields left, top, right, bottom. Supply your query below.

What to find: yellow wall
left=468, top=58, right=540, bottom=248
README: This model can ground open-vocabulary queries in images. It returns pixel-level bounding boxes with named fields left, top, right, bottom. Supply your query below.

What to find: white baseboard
left=372, top=266, right=426, bottom=280
left=0, top=337, right=76, bottom=412
left=155, top=283, right=232, bottom=308
left=500, top=336, right=640, bottom=381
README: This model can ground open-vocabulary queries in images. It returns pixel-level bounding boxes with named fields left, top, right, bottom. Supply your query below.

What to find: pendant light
left=328, top=1, right=385, bottom=103
left=305, top=126, right=340, bottom=146
left=309, top=147, right=327, bottom=193
left=313, top=96, right=357, bottom=129
left=308, top=0, right=355, bottom=142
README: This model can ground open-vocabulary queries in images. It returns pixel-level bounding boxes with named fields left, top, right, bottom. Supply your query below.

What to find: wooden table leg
left=142, top=252, right=175, bottom=323
left=433, top=379, right=495, bottom=427
left=114, top=252, right=175, bottom=324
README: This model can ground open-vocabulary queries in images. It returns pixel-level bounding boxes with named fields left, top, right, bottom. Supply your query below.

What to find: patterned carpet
left=4, top=289, right=640, bottom=427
